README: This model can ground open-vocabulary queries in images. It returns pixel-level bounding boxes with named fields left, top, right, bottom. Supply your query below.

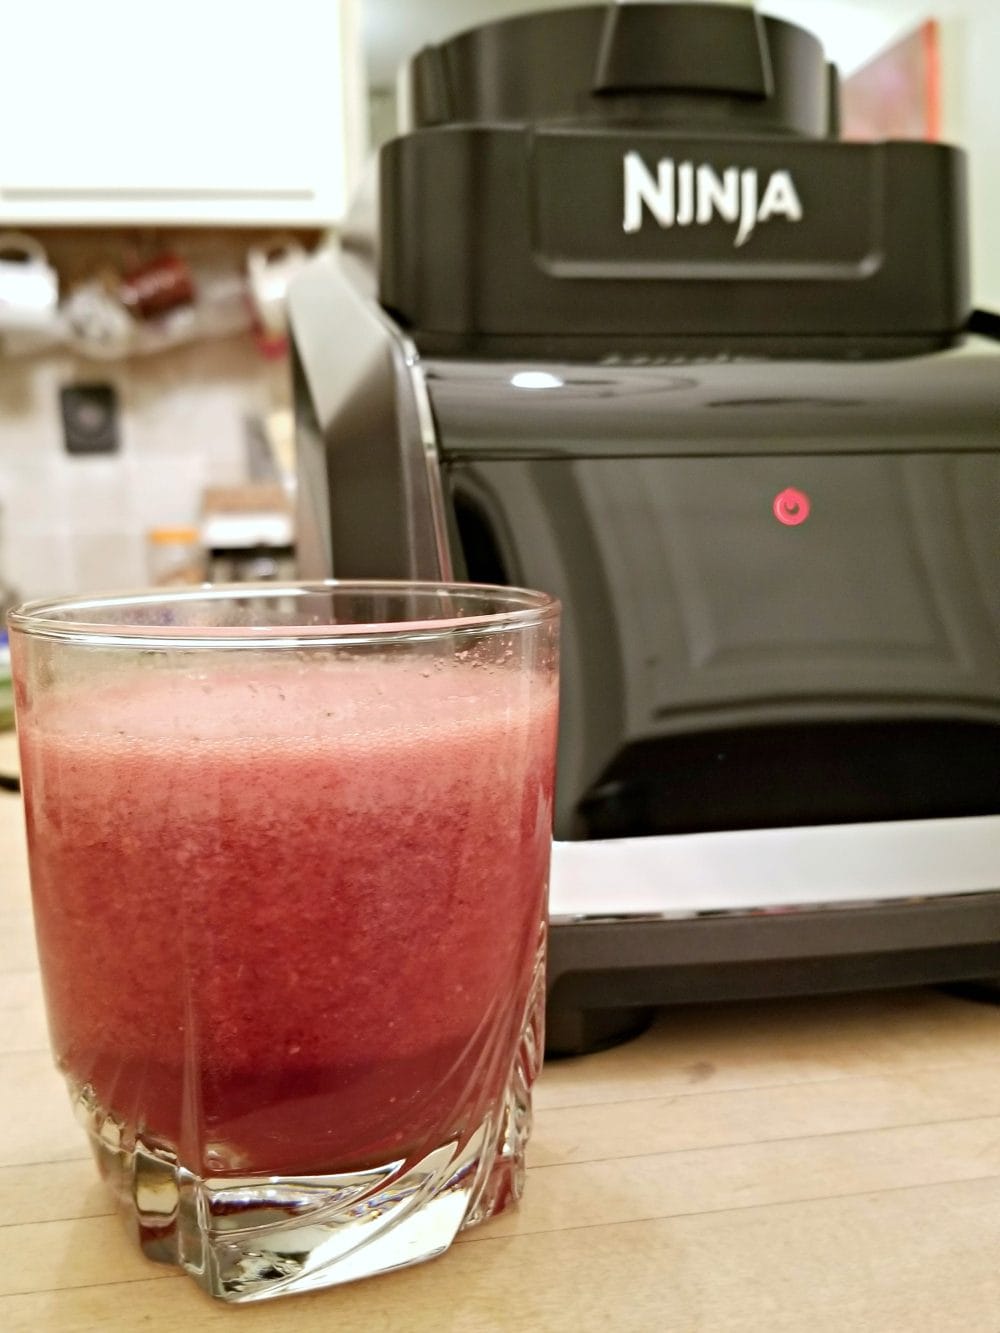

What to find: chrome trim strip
left=401, top=338, right=454, bottom=580
left=549, top=815, right=1000, bottom=923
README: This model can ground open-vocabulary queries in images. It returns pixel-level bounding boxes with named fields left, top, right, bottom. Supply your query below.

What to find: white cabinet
left=0, top=0, right=365, bottom=226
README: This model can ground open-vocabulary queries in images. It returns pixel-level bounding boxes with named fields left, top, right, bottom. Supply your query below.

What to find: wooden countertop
left=4, top=728, right=1000, bottom=1330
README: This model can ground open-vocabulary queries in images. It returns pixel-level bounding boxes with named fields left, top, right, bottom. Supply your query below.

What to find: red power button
left=772, top=487, right=811, bottom=526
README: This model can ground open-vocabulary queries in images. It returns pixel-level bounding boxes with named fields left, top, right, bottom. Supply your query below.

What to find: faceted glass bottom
left=74, top=959, right=544, bottom=1303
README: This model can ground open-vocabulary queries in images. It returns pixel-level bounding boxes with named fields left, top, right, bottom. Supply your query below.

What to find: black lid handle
left=593, top=2, right=774, bottom=99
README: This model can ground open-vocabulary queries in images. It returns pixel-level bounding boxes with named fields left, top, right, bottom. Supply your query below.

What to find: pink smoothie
left=18, top=656, right=557, bottom=1176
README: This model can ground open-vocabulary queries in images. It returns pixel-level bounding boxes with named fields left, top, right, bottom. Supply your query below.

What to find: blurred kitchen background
left=0, top=0, right=997, bottom=606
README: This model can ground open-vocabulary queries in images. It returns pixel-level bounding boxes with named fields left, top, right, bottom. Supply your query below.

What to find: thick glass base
left=87, top=1114, right=494, bottom=1301
left=72, top=956, right=545, bottom=1302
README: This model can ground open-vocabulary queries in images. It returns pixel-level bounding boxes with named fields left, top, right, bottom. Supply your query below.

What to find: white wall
left=0, top=338, right=283, bottom=599
left=761, top=1, right=927, bottom=73
left=940, top=3, right=1000, bottom=307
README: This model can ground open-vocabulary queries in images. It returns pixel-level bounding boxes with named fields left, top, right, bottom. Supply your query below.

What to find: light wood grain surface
left=3, top=731, right=1000, bottom=1331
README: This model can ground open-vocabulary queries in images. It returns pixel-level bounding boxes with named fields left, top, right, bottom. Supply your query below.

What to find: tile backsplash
left=0, top=334, right=289, bottom=600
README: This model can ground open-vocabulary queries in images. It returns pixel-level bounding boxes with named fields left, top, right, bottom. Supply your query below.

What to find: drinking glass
left=8, top=582, right=559, bottom=1302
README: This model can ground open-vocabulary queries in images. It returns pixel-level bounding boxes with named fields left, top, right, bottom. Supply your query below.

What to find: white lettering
left=695, top=165, right=739, bottom=225
left=622, top=151, right=674, bottom=233
left=757, top=169, right=803, bottom=225
left=622, top=153, right=803, bottom=247
left=676, top=161, right=695, bottom=226
left=735, top=167, right=759, bottom=247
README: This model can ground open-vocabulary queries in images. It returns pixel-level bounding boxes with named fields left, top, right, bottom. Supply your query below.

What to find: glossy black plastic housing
left=377, top=4, right=969, bottom=356
left=433, top=345, right=1000, bottom=840
left=403, top=4, right=833, bottom=134
left=380, top=131, right=968, bottom=356
left=546, top=899, right=1000, bottom=1056
left=290, top=1, right=999, bottom=1056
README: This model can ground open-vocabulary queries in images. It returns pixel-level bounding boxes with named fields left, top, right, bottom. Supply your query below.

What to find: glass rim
left=6, top=580, right=560, bottom=651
